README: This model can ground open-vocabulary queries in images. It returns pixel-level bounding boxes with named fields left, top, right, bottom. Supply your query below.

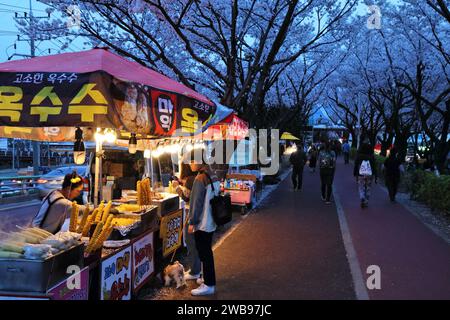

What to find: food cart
left=0, top=48, right=223, bottom=300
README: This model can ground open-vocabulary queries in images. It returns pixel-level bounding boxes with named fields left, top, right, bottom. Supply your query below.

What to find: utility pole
left=14, top=1, right=51, bottom=175
left=29, top=0, right=41, bottom=175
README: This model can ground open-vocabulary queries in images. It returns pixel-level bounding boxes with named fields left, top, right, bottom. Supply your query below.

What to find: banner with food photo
left=0, top=48, right=218, bottom=140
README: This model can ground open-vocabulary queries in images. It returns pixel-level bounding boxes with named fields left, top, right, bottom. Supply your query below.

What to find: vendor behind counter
left=32, top=172, right=87, bottom=234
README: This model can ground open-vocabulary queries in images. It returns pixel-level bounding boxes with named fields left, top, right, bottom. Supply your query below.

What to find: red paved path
left=334, top=157, right=450, bottom=299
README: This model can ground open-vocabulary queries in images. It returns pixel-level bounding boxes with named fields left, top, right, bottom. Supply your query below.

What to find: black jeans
left=292, top=166, right=304, bottom=189
left=385, top=175, right=400, bottom=201
left=194, top=230, right=216, bottom=286
left=344, top=152, right=349, bottom=164
left=320, top=169, right=335, bottom=201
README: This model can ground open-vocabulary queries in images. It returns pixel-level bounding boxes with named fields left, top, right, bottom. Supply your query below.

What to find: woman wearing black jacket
left=383, top=147, right=402, bottom=202
left=354, top=142, right=377, bottom=208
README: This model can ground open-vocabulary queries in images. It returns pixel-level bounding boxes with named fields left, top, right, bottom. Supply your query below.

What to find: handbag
left=205, top=173, right=232, bottom=226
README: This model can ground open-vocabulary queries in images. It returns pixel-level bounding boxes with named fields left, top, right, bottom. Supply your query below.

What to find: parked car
left=0, top=185, right=22, bottom=198
left=36, top=166, right=89, bottom=204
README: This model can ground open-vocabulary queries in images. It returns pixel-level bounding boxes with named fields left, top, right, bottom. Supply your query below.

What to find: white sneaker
left=191, top=284, right=215, bottom=296
left=184, top=272, right=201, bottom=281
left=196, top=277, right=204, bottom=285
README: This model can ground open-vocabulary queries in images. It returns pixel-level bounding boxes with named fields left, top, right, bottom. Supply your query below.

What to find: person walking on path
left=289, top=143, right=307, bottom=191
left=318, top=141, right=337, bottom=204
left=383, top=147, right=403, bottom=202
left=308, top=145, right=318, bottom=173
left=342, top=141, right=350, bottom=164
left=187, top=155, right=220, bottom=296
left=354, top=142, right=378, bottom=208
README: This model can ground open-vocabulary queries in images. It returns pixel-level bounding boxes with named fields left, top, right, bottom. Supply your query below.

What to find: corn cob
left=93, top=226, right=113, bottom=251
left=90, top=208, right=99, bottom=223
left=96, top=201, right=105, bottom=222
left=104, top=214, right=114, bottom=229
left=30, top=228, right=52, bottom=239
left=146, top=178, right=152, bottom=203
left=101, top=201, right=112, bottom=224
left=69, top=201, right=78, bottom=232
left=86, top=221, right=104, bottom=253
left=137, top=180, right=142, bottom=206
left=77, top=204, right=90, bottom=233
left=81, top=215, right=94, bottom=237
left=7, top=232, right=26, bottom=244
left=0, top=251, right=23, bottom=259
left=0, top=241, right=25, bottom=253
left=17, top=230, right=44, bottom=244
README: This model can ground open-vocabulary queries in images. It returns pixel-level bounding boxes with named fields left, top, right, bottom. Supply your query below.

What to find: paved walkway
left=150, top=157, right=450, bottom=300
left=334, top=157, right=450, bottom=299
left=153, top=165, right=355, bottom=300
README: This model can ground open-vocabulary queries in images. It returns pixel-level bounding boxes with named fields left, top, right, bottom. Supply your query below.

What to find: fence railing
left=0, top=176, right=41, bottom=198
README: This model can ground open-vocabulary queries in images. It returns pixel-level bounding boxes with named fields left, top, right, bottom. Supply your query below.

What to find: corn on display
left=77, top=204, right=90, bottom=234
left=0, top=240, right=25, bottom=253
left=112, top=213, right=140, bottom=227
left=16, top=229, right=45, bottom=244
left=93, top=226, right=113, bottom=251
left=69, top=201, right=79, bottom=232
left=0, top=251, right=23, bottom=259
left=137, top=177, right=152, bottom=206
left=137, top=180, right=142, bottom=206
left=86, top=221, right=104, bottom=253
left=101, top=201, right=113, bottom=224
left=96, top=201, right=105, bottom=223
left=30, top=228, right=52, bottom=238
left=105, top=214, right=114, bottom=229
left=81, top=215, right=93, bottom=237
left=0, top=227, right=53, bottom=259
left=89, top=208, right=99, bottom=223
left=116, top=204, right=141, bottom=212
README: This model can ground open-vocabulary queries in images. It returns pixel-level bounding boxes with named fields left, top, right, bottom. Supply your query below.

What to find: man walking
left=289, top=143, right=307, bottom=191
left=318, top=141, right=337, bottom=204
left=342, top=140, right=350, bottom=164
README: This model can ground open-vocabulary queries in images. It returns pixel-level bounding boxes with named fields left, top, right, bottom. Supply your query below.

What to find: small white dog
left=163, top=261, right=186, bottom=289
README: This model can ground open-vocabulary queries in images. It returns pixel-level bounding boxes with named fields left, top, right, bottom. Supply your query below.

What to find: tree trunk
left=394, top=133, right=409, bottom=161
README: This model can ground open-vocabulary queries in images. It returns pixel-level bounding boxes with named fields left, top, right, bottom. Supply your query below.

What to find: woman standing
left=187, top=155, right=220, bottom=296
left=383, top=147, right=402, bottom=202
left=354, top=142, right=378, bottom=208
left=173, top=161, right=202, bottom=282
left=317, top=141, right=336, bottom=204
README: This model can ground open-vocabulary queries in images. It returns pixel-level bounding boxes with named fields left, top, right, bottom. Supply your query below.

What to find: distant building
left=304, top=107, right=347, bottom=143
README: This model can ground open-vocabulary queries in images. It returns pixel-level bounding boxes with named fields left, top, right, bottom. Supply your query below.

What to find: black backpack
left=205, top=173, right=232, bottom=226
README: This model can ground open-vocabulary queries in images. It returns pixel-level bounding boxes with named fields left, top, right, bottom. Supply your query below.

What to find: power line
left=0, top=2, right=47, bottom=13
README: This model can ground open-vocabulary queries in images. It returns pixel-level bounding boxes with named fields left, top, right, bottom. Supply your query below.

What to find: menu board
left=160, top=209, right=183, bottom=257
left=100, top=246, right=132, bottom=300
left=132, top=232, right=154, bottom=292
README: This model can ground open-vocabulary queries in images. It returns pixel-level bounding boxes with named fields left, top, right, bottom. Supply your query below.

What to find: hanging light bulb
left=169, top=143, right=179, bottom=154
left=152, top=148, right=161, bottom=158
left=73, top=127, right=86, bottom=165
left=104, top=129, right=117, bottom=143
left=129, top=133, right=137, bottom=154
left=144, top=149, right=151, bottom=159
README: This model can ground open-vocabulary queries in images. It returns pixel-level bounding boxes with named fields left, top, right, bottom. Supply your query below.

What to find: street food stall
left=0, top=48, right=222, bottom=299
